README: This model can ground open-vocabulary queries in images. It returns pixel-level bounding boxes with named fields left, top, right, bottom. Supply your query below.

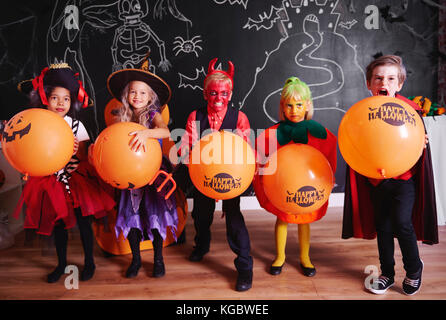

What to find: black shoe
left=300, top=264, right=316, bottom=277
left=367, top=275, right=395, bottom=294
left=189, top=248, right=209, bottom=262
left=153, top=259, right=165, bottom=278
left=403, top=260, right=423, bottom=296
left=125, top=259, right=141, bottom=278
left=47, top=265, right=66, bottom=283
left=269, top=264, right=283, bottom=275
left=80, top=264, right=96, bottom=281
left=236, top=271, right=253, bottom=292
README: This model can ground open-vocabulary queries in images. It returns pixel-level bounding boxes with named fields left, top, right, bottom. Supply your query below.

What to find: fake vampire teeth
left=378, top=89, right=389, bottom=96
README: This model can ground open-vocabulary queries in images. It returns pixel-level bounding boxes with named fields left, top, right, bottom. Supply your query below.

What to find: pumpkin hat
left=18, top=62, right=89, bottom=109
left=107, top=53, right=171, bottom=107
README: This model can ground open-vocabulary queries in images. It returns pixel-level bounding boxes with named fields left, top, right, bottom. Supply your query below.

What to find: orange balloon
left=338, top=96, right=425, bottom=179
left=189, top=131, right=256, bottom=200
left=1, top=108, right=74, bottom=176
left=104, top=98, right=122, bottom=126
left=92, top=122, right=162, bottom=189
left=262, top=144, right=334, bottom=215
left=104, top=99, right=170, bottom=127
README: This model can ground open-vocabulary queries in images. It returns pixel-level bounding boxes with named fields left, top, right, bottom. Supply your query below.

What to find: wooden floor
left=1, top=207, right=445, bottom=300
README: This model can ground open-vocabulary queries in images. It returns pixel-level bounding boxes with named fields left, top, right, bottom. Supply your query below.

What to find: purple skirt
left=115, top=159, right=178, bottom=242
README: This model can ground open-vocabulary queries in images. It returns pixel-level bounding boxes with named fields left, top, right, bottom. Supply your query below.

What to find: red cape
left=342, top=95, right=439, bottom=244
left=253, top=123, right=337, bottom=224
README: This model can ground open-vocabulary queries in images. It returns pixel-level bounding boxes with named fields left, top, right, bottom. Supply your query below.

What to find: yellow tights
left=271, top=219, right=314, bottom=268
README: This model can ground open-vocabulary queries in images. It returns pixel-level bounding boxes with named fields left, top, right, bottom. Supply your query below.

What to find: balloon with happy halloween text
left=338, top=96, right=425, bottom=179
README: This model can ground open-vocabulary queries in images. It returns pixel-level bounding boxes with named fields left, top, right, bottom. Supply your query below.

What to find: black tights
left=127, top=228, right=164, bottom=262
left=53, top=208, right=94, bottom=268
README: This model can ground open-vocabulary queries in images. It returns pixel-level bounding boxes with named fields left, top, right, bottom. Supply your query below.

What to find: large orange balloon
left=92, top=122, right=162, bottom=189
left=338, top=96, right=425, bottom=179
left=1, top=108, right=74, bottom=176
left=189, top=131, right=256, bottom=200
left=262, top=144, right=334, bottom=215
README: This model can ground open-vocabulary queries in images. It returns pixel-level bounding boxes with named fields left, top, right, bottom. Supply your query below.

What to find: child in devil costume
left=15, top=63, right=116, bottom=283
left=342, top=55, right=438, bottom=295
left=179, top=58, right=253, bottom=292
left=253, top=77, right=337, bottom=277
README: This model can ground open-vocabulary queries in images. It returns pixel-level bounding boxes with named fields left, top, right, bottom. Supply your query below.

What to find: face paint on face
left=47, top=87, right=71, bottom=117
left=128, top=81, right=152, bottom=110
left=282, top=96, right=308, bottom=123
left=367, top=65, right=403, bottom=97
left=204, top=80, right=232, bottom=112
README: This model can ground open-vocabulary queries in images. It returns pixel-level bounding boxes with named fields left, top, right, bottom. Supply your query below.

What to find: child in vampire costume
left=342, top=55, right=438, bottom=296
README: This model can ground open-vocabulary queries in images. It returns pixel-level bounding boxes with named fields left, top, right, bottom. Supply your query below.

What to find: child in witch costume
left=15, top=63, right=116, bottom=283
left=179, top=58, right=253, bottom=292
left=107, top=61, right=178, bottom=278
left=253, top=77, right=337, bottom=277
left=342, top=55, right=438, bottom=295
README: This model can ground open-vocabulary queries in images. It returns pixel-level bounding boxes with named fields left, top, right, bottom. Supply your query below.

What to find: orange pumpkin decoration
left=262, top=144, right=334, bottom=215
left=1, top=108, right=74, bottom=177
left=338, top=96, right=425, bottom=179
left=188, top=131, right=256, bottom=200
left=92, top=122, right=162, bottom=189
left=93, top=189, right=188, bottom=255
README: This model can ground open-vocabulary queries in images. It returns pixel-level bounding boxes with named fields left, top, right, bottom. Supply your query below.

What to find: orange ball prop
left=262, top=144, right=334, bottom=215
left=338, top=96, right=425, bottom=179
left=188, top=131, right=256, bottom=200
left=92, top=122, right=162, bottom=189
left=1, top=108, right=74, bottom=176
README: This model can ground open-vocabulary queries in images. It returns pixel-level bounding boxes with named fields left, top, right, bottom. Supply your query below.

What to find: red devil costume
left=179, top=58, right=253, bottom=292
left=14, top=63, right=115, bottom=282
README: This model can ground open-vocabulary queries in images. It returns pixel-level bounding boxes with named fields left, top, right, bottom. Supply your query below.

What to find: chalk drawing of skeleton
left=47, top=0, right=119, bottom=135
left=241, top=0, right=368, bottom=130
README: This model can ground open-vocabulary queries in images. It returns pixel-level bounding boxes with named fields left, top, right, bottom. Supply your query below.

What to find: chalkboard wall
left=0, top=0, right=440, bottom=193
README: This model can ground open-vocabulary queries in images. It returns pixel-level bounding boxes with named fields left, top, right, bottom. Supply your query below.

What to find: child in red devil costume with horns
left=14, top=63, right=115, bottom=283
left=179, top=58, right=253, bottom=292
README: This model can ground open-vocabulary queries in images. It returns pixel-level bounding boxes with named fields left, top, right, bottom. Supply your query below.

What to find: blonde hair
left=118, top=81, right=161, bottom=128
left=366, top=55, right=407, bottom=84
left=203, top=73, right=233, bottom=91
left=279, top=77, right=314, bottom=120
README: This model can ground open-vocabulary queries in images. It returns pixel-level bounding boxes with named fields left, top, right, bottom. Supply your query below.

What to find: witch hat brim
left=107, top=69, right=171, bottom=106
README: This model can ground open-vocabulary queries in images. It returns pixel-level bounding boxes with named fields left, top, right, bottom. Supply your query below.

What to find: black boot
left=126, top=228, right=142, bottom=278
left=47, top=223, right=68, bottom=283
left=152, top=229, right=165, bottom=278
left=236, top=270, right=253, bottom=292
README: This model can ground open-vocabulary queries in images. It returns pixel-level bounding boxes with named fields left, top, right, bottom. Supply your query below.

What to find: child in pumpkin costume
left=14, top=63, right=116, bottom=283
left=254, top=77, right=337, bottom=277
left=106, top=61, right=178, bottom=278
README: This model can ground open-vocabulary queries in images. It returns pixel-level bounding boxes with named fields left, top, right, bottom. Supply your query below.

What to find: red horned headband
left=204, top=58, right=235, bottom=88
left=31, top=66, right=89, bottom=109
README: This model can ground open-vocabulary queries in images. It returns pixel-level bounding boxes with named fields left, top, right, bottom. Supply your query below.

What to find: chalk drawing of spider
left=173, top=35, right=203, bottom=57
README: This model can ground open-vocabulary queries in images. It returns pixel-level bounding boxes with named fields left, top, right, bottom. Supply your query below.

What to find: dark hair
left=28, top=85, right=80, bottom=118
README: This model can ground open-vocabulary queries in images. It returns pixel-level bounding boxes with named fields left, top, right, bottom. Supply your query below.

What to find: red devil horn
left=208, top=58, right=218, bottom=74
left=227, top=61, right=234, bottom=80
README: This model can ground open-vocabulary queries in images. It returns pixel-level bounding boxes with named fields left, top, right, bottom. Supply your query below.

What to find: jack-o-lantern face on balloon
left=2, top=116, right=32, bottom=143
left=1, top=108, right=74, bottom=177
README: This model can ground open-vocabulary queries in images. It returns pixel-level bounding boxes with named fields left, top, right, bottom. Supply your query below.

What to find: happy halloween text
left=286, top=186, right=325, bottom=207
left=368, top=103, right=416, bottom=126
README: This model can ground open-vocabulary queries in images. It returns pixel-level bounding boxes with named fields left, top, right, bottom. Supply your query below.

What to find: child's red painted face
left=204, top=80, right=232, bottom=112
